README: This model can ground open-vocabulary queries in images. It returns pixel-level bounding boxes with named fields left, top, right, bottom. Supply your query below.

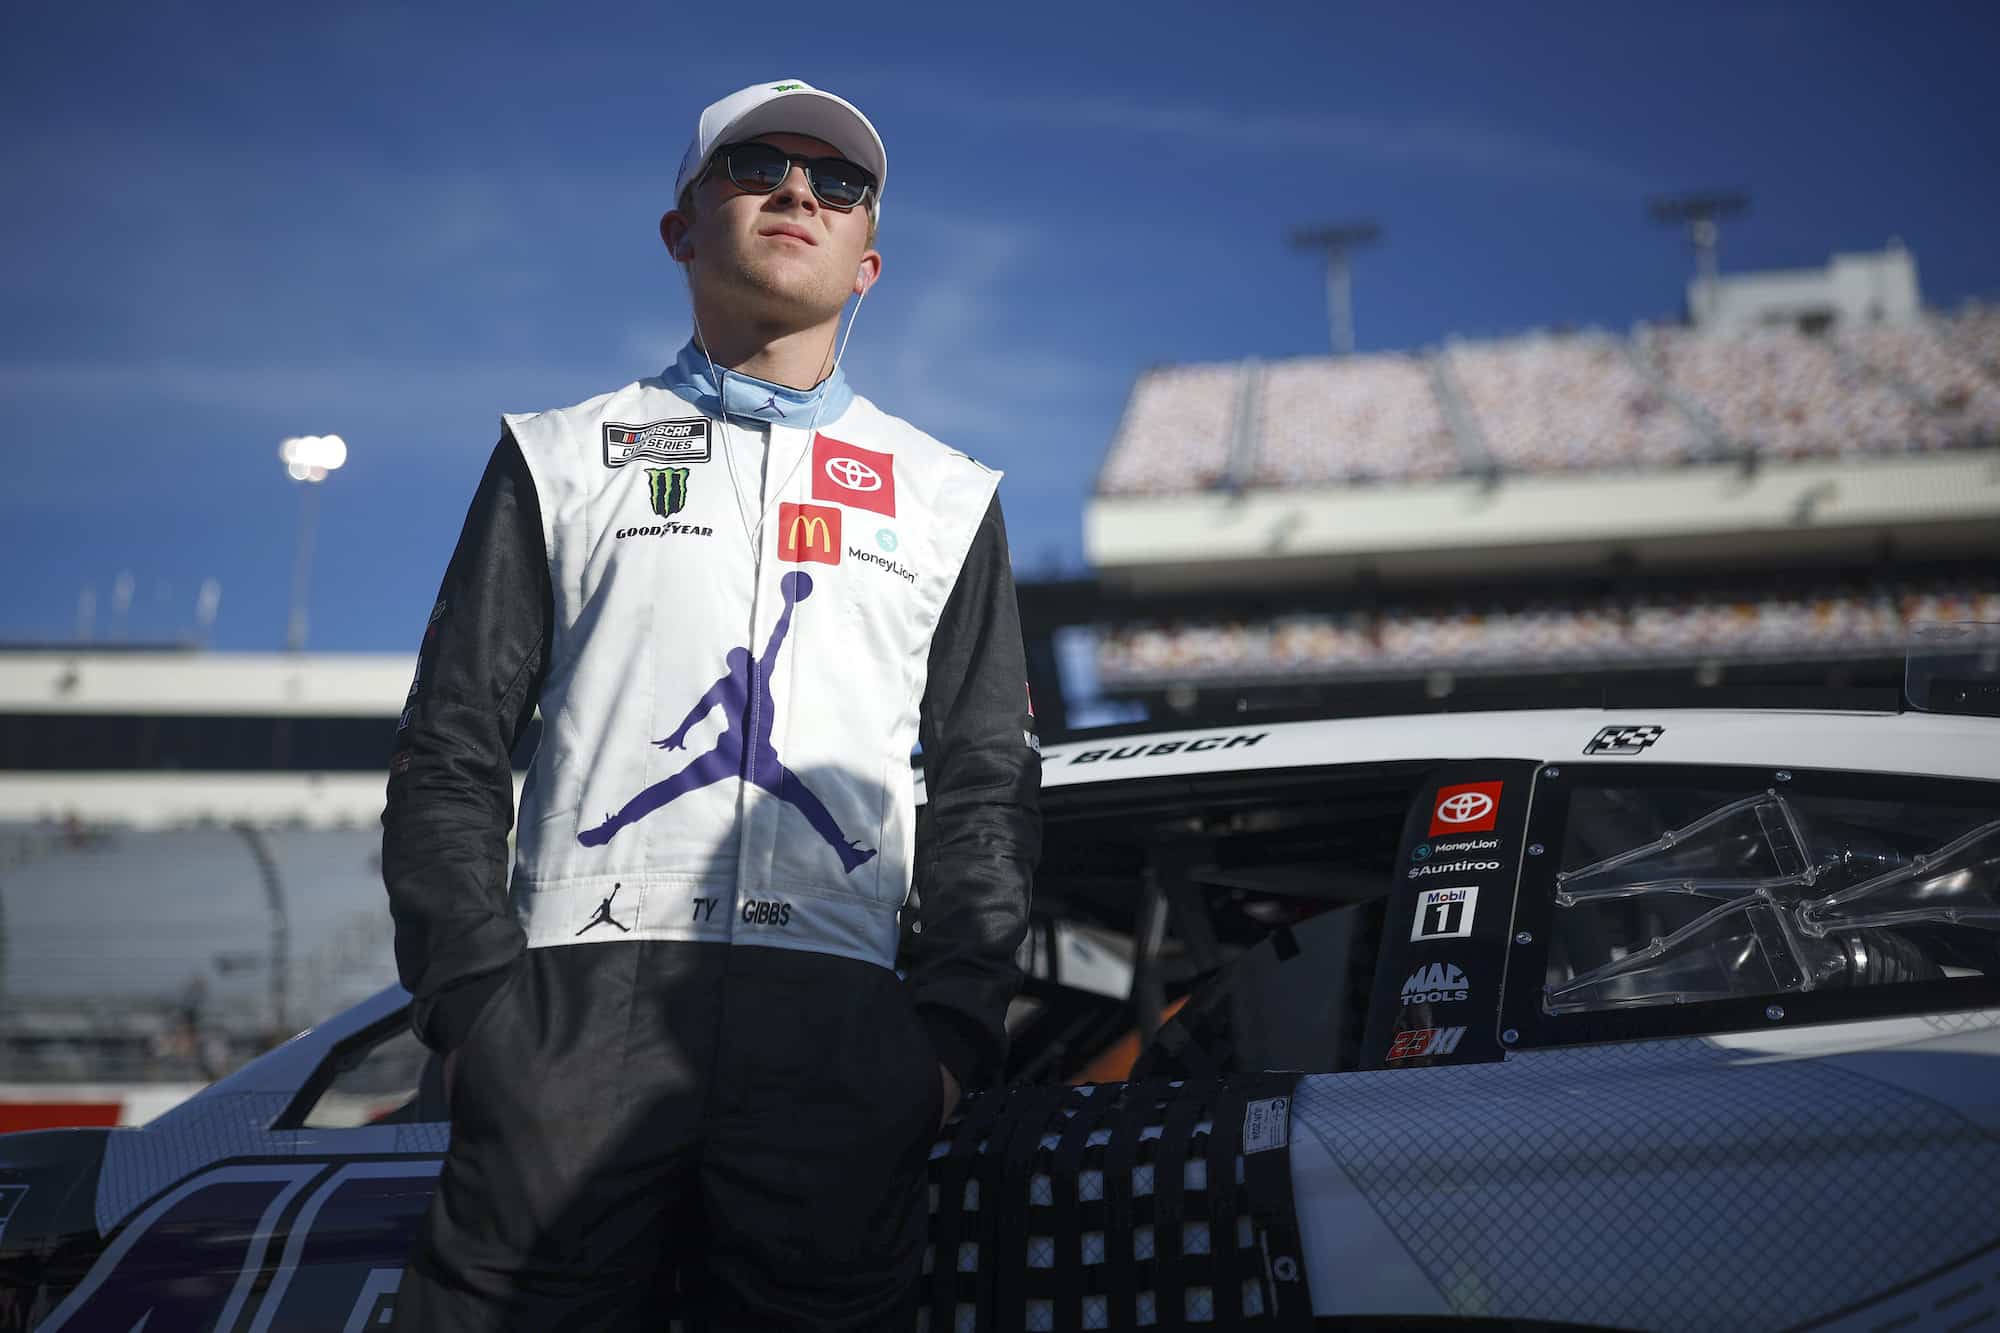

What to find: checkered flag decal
left=1584, top=724, right=1664, bottom=756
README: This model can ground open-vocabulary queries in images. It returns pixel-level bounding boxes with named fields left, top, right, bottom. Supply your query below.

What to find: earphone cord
left=693, top=282, right=870, bottom=553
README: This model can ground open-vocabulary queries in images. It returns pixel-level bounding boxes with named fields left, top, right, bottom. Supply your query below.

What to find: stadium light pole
left=1648, top=191, right=1749, bottom=325
left=278, top=435, right=347, bottom=653
left=1291, top=222, right=1382, bottom=357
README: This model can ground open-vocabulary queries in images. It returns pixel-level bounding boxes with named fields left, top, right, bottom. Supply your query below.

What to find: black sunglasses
left=703, top=140, right=876, bottom=211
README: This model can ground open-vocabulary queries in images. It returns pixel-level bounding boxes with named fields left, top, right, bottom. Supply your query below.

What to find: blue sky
left=2, top=1, right=1996, bottom=651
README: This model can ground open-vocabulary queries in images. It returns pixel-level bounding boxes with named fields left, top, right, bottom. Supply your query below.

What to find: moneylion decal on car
left=604, top=417, right=711, bottom=467
left=847, top=546, right=916, bottom=582
left=1413, top=835, right=1500, bottom=861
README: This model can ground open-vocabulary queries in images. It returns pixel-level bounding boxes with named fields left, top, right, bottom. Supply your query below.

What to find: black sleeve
left=382, top=432, right=552, bottom=1054
left=909, top=493, right=1042, bottom=1091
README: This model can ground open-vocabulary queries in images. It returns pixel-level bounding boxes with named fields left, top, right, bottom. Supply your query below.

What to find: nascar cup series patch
left=604, top=418, right=712, bottom=468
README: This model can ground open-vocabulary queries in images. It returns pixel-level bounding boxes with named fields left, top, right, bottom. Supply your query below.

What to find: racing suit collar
left=660, top=339, right=854, bottom=428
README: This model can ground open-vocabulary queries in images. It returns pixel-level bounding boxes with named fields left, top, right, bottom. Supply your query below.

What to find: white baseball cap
left=674, top=79, right=887, bottom=213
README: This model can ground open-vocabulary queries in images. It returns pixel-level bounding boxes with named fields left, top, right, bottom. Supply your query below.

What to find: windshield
left=1543, top=781, right=2000, bottom=1014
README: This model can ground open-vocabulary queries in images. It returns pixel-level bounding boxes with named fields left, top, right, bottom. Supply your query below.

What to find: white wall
left=1086, top=449, right=2000, bottom=589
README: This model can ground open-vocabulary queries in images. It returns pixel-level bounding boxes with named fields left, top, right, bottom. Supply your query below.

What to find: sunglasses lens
left=724, top=143, right=790, bottom=192
left=811, top=162, right=871, bottom=209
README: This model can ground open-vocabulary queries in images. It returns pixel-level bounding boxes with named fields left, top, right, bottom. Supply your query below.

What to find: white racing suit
left=383, top=343, right=1041, bottom=1330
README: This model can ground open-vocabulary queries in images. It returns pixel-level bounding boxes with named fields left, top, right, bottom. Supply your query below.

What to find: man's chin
left=717, top=268, right=849, bottom=329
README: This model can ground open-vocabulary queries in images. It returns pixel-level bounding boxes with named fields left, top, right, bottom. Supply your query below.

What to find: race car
left=4, top=697, right=1998, bottom=1332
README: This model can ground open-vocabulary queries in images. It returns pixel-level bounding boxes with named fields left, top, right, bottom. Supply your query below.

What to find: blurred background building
left=0, top=653, right=535, bottom=1123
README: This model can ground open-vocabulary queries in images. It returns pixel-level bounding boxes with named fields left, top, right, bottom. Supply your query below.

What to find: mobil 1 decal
left=1361, top=760, right=1539, bottom=1070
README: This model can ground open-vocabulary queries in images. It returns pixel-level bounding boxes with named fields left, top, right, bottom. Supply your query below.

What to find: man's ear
left=853, top=248, right=883, bottom=296
left=661, top=210, right=693, bottom=263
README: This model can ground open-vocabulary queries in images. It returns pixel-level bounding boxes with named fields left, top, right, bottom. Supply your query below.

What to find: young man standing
left=384, top=79, right=1041, bottom=1330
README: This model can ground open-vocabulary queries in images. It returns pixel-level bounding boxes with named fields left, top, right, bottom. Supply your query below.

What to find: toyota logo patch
left=823, top=456, right=881, bottom=492
left=811, top=434, right=897, bottom=516
left=1428, top=781, right=1504, bottom=836
left=1436, top=792, right=1493, bottom=824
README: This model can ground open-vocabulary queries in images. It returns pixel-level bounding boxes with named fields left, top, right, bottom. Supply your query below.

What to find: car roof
left=1022, top=707, right=2000, bottom=791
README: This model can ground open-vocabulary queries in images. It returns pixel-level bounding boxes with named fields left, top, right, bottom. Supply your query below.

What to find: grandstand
left=1095, top=303, right=2000, bottom=498
left=1053, top=248, right=2000, bottom=725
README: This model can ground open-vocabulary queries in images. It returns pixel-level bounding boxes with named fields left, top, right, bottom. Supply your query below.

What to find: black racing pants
left=393, top=941, right=942, bottom=1331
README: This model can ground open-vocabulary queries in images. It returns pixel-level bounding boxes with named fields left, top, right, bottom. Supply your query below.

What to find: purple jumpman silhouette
left=577, top=571, right=876, bottom=873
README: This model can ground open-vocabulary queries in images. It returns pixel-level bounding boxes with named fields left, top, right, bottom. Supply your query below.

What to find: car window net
left=1544, top=783, right=2000, bottom=1015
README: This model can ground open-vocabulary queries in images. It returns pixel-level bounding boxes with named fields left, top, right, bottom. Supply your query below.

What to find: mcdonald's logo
left=778, top=502, right=842, bottom=565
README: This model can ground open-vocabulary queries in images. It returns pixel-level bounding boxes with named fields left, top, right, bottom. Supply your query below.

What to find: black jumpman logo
left=575, top=882, right=631, bottom=935
left=755, top=394, right=786, bottom=417
left=577, top=572, right=876, bottom=873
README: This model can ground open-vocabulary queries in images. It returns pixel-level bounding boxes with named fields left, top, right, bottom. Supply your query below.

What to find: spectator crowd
left=1097, top=580, right=1999, bottom=686
left=1097, top=307, right=2000, bottom=495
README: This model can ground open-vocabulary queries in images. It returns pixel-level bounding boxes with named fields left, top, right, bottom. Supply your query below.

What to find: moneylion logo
left=779, top=502, right=841, bottom=565
left=646, top=467, right=691, bottom=519
left=847, top=546, right=916, bottom=583
left=1400, top=962, right=1469, bottom=1005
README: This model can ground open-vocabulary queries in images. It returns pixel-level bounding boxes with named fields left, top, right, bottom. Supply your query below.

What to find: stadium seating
left=1938, top=304, right=2000, bottom=378
left=1096, top=580, right=1997, bottom=686
left=1094, top=320, right=2000, bottom=495
left=1639, top=327, right=1951, bottom=457
left=1252, top=355, right=1459, bottom=485
left=1843, top=319, right=2000, bottom=441
left=1097, top=363, right=1248, bottom=496
left=1447, top=335, right=1709, bottom=470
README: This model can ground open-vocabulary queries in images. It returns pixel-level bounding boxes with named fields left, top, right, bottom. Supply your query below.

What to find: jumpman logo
left=575, top=882, right=631, bottom=935
left=755, top=394, right=786, bottom=417
left=577, top=572, right=876, bottom=873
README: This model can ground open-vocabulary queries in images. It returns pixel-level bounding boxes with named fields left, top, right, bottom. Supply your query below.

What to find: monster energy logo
left=647, top=467, right=691, bottom=518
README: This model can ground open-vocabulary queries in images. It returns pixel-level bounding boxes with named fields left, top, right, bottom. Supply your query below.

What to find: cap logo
left=772, top=82, right=805, bottom=91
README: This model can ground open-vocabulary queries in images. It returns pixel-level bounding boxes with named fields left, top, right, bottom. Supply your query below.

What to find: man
left=384, top=78, right=1040, bottom=1330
